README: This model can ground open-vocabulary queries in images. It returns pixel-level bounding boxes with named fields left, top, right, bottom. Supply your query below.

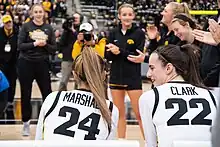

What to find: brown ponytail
left=154, top=44, right=208, bottom=89
left=180, top=44, right=207, bottom=89
left=73, top=47, right=111, bottom=130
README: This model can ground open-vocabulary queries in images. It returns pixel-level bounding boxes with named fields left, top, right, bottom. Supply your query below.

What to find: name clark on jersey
left=63, top=92, right=99, bottom=109
left=170, top=86, right=198, bottom=95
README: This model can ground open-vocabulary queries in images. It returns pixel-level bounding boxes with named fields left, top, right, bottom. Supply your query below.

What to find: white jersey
left=35, top=89, right=119, bottom=140
left=139, top=81, right=217, bottom=147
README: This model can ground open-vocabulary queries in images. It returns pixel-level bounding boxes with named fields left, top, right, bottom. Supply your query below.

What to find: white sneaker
left=22, top=121, right=30, bottom=136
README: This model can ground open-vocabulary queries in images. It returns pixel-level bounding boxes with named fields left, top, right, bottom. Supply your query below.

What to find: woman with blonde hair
left=17, top=3, right=56, bottom=136
left=36, top=46, right=119, bottom=140
left=128, top=2, right=191, bottom=63
left=105, top=3, right=145, bottom=139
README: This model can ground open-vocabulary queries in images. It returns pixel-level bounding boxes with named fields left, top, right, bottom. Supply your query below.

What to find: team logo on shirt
left=29, top=29, right=48, bottom=41
left=127, top=39, right=134, bottom=44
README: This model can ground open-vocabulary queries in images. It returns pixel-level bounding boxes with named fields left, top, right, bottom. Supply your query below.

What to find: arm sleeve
left=104, top=31, right=118, bottom=61
left=95, top=38, right=106, bottom=58
left=35, top=91, right=58, bottom=140
left=44, top=26, right=57, bottom=54
left=17, top=24, right=35, bottom=51
left=144, top=55, right=149, bottom=63
left=72, top=40, right=82, bottom=60
left=107, top=105, right=119, bottom=140
left=58, top=30, right=69, bottom=49
left=139, top=91, right=157, bottom=147
left=148, top=39, right=158, bottom=55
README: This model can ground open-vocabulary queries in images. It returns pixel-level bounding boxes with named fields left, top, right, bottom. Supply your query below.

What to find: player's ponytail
left=180, top=44, right=207, bottom=89
left=154, top=44, right=208, bottom=89
left=74, top=46, right=112, bottom=131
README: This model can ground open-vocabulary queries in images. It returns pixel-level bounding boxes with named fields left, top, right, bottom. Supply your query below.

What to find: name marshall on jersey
left=63, top=92, right=99, bottom=109
left=170, top=86, right=198, bottom=95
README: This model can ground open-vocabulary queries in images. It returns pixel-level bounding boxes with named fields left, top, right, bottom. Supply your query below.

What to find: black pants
left=0, top=62, right=16, bottom=103
left=0, top=89, right=8, bottom=117
left=0, top=62, right=16, bottom=121
left=17, top=58, right=52, bottom=122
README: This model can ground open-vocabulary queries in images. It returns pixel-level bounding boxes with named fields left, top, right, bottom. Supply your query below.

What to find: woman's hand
left=209, top=19, right=220, bottom=44
left=106, top=43, right=120, bottom=55
left=127, top=49, right=146, bottom=63
left=34, top=40, right=47, bottom=47
left=192, top=29, right=218, bottom=46
left=147, top=26, right=158, bottom=40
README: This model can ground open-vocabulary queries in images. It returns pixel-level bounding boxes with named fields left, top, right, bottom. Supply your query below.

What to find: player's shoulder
left=139, top=88, right=156, bottom=105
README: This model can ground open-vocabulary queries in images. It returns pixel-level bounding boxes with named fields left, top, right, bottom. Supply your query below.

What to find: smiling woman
left=17, top=3, right=57, bottom=137
left=139, top=44, right=216, bottom=147
left=105, top=3, right=145, bottom=139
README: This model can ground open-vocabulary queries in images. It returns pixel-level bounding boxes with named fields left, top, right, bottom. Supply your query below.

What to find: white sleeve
left=139, top=91, right=157, bottom=147
left=107, top=105, right=119, bottom=140
left=35, top=91, right=58, bottom=140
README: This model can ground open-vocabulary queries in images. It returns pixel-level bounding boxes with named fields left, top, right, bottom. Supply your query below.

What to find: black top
left=148, top=23, right=180, bottom=54
left=18, top=21, right=57, bottom=61
left=59, top=30, right=77, bottom=61
left=105, top=23, right=145, bottom=85
left=0, top=26, right=19, bottom=64
left=200, top=15, right=220, bottom=87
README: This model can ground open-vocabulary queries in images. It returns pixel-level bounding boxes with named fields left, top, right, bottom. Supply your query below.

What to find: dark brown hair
left=154, top=44, right=208, bottom=89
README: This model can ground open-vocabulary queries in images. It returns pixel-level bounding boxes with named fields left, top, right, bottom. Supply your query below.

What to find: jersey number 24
left=165, top=98, right=212, bottom=126
left=54, top=106, right=101, bottom=139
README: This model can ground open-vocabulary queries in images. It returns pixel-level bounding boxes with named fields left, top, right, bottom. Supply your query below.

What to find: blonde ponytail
left=74, top=47, right=112, bottom=131
left=169, top=2, right=191, bottom=18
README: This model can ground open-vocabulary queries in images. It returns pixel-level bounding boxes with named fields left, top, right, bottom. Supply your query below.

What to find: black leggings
left=17, top=58, right=52, bottom=122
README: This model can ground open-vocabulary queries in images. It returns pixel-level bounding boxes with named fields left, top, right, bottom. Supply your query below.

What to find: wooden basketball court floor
left=0, top=81, right=151, bottom=147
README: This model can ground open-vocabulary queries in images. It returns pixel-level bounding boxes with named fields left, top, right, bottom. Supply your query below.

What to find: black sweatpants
left=17, top=58, right=52, bottom=122
left=0, top=62, right=16, bottom=103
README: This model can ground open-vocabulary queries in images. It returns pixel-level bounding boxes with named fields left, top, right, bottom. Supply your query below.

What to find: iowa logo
left=127, top=39, right=134, bottom=44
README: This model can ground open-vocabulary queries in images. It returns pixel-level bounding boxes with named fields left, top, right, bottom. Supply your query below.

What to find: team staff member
left=105, top=3, right=145, bottom=138
left=35, top=47, right=118, bottom=140
left=17, top=4, right=56, bottom=136
left=72, top=22, right=106, bottom=60
left=0, top=15, right=19, bottom=121
left=139, top=44, right=216, bottom=147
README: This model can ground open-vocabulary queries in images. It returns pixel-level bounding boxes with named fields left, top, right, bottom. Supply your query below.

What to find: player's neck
left=77, top=83, right=90, bottom=91
left=166, top=74, right=184, bottom=83
left=169, top=75, right=184, bottom=82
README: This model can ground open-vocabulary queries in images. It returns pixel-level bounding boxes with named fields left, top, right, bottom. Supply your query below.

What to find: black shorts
left=109, top=83, right=142, bottom=90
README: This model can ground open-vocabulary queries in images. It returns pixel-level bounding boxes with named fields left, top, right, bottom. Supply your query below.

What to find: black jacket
left=59, top=30, right=77, bottom=61
left=18, top=21, right=57, bottom=61
left=200, top=15, right=220, bottom=87
left=148, top=23, right=180, bottom=54
left=0, top=26, right=19, bottom=64
left=105, top=23, right=145, bottom=85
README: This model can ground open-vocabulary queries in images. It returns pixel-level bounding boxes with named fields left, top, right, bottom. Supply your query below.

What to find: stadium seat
left=0, top=140, right=140, bottom=147
left=172, top=141, right=211, bottom=147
